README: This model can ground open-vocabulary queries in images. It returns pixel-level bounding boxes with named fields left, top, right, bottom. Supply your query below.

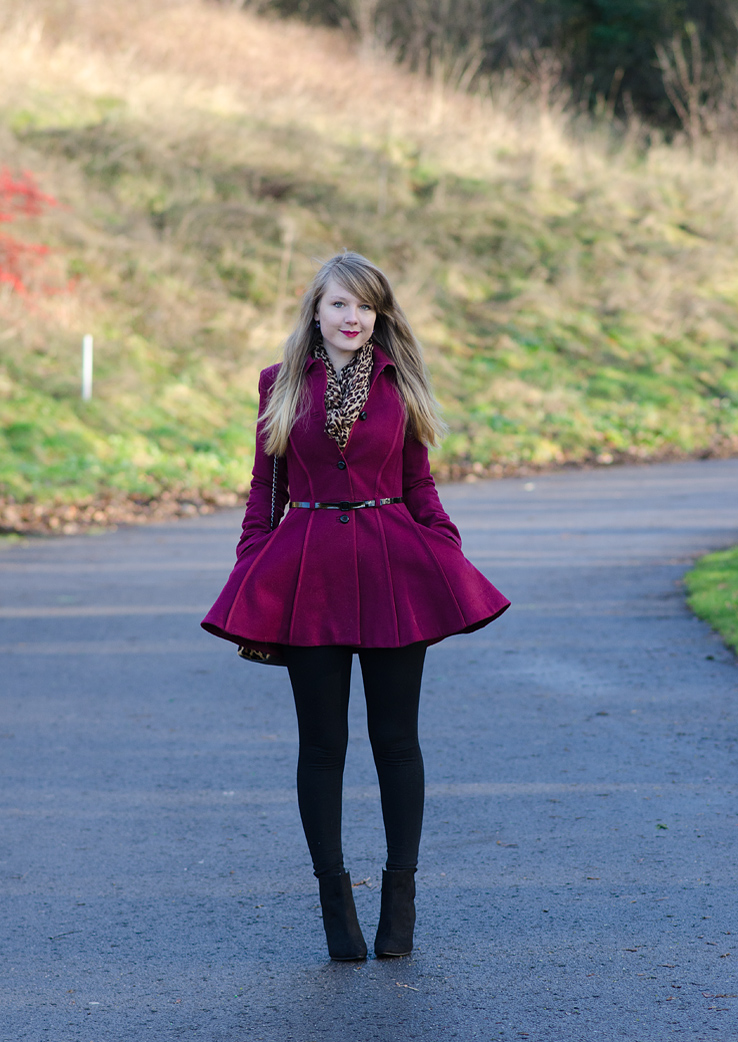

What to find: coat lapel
left=368, top=342, right=396, bottom=393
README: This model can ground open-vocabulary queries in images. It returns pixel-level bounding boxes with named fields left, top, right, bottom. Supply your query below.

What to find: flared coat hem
left=201, top=604, right=508, bottom=656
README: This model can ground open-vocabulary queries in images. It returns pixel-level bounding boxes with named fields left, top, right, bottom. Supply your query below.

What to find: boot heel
left=318, top=871, right=367, bottom=961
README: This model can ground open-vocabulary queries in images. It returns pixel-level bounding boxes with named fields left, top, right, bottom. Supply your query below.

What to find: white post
left=81, top=334, right=93, bottom=401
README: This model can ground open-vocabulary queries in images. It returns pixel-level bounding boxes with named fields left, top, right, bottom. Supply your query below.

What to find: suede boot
left=374, top=869, right=416, bottom=957
left=318, top=871, right=367, bottom=961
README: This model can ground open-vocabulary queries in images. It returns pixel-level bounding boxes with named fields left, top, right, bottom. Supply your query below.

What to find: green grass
left=0, top=532, right=25, bottom=549
left=684, top=547, right=738, bottom=655
left=1, top=0, right=737, bottom=525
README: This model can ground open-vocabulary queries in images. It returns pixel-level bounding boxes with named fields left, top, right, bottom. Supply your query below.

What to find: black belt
left=290, top=497, right=403, bottom=510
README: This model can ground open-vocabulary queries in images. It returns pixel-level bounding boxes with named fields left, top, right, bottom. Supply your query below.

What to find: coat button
left=339, top=514, right=349, bottom=524
left=359, top=411, right=367, bottom=420
left=337, top=460, right=347, bottom=470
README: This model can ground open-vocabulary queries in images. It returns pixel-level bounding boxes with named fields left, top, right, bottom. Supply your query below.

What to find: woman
left=202, top=252, right=509, bottom=961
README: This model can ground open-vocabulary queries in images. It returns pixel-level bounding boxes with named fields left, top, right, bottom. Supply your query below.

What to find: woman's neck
left=322, top=342, right=351, bottom=374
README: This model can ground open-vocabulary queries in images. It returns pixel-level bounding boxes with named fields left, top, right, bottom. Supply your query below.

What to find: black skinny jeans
left=283, top=643, right=427, bottom=878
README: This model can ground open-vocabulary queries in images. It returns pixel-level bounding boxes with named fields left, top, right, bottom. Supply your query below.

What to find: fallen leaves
left=0, top=490, right=236, bottom=536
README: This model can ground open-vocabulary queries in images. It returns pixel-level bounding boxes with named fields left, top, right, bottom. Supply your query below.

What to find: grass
left=0, top=0, right=737, bottom=531
left=0, top=532, right=24, bottom=549
left=684, top=547, right=738, bottom=655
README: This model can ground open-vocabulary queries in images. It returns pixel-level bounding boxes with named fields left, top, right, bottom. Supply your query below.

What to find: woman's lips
left=341, top=331, right=360, bottom=338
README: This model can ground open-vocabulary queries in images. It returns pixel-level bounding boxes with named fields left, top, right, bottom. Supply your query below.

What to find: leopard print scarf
left=314, top=339, right=374, bottom=450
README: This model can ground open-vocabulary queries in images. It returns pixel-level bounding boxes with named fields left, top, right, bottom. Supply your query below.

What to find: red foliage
left=0, top=167, right=60, bottom=296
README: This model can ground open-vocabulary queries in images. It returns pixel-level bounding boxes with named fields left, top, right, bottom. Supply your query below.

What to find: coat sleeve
left=235, top=366, right=290, bottom=560
left=402, top=435, right=462, bottom=548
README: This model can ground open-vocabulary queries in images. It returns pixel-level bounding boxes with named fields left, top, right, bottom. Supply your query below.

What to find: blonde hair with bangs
left=261, top=252, right=446, bottom=457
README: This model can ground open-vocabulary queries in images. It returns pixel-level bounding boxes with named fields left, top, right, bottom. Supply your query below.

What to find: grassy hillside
left=1, top=0, right=737, bottom=532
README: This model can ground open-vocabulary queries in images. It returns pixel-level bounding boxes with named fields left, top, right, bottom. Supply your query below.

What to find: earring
left=314, top=319, right=321, bottom=330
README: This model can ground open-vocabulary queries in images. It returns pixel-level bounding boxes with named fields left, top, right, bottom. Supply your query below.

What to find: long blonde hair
left=262, top=252, right=446, bottom=456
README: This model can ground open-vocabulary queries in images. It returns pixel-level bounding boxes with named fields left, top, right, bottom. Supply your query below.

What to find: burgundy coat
left=201, top=345, right=510, bottom=651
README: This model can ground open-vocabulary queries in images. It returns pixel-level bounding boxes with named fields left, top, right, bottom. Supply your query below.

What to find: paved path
left=2, top=458, right=738, bottom=1042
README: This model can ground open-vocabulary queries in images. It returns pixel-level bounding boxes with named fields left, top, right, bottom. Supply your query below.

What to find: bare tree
left=396, top=0, right=512, bottom=91
left=346, top=0, right=383, bottom=54
left=656, top=19, right=738, bottom=148
left=656, top=23, right=708, bottom=147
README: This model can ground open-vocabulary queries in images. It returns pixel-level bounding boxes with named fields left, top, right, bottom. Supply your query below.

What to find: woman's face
left=314, top=277, right=376, bottom=372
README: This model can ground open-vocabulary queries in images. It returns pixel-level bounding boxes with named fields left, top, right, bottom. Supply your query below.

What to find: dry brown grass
left=4, top=0, right=738, bottom=326
left=0, top=0, right=629, bottom=176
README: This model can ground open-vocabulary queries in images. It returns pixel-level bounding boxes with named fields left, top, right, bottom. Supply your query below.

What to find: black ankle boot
left=318, top=871, right=367, bottom=961
left=374, top=869, right=416, bottom=957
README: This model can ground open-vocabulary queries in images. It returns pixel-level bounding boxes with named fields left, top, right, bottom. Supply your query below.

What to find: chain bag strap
left=237, top=456, right=287, bottom=666
left=269, top=451, right=278, bottom=530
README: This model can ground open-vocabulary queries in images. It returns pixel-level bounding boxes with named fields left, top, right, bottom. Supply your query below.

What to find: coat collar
left=304, top=341, right=396, bottom=385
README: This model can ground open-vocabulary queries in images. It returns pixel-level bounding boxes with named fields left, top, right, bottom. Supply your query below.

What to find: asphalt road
left=2, top=458, right=738, bottom=1042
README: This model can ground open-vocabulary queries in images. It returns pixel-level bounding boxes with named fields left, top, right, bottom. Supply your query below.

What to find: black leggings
left=283, top=643, right=427, bottom=878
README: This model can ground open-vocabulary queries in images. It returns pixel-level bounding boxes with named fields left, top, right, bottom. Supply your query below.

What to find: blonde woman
left=203, top=252, right=509, bottom=960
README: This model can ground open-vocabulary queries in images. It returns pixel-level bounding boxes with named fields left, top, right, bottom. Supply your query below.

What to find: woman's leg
left=358, top=642, right=427, bottom=872
left=283, top=645, right=354, bottom=878
left=359, top=642, right=427, bottom=956
left=284, top=645, right=366, bottom=960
